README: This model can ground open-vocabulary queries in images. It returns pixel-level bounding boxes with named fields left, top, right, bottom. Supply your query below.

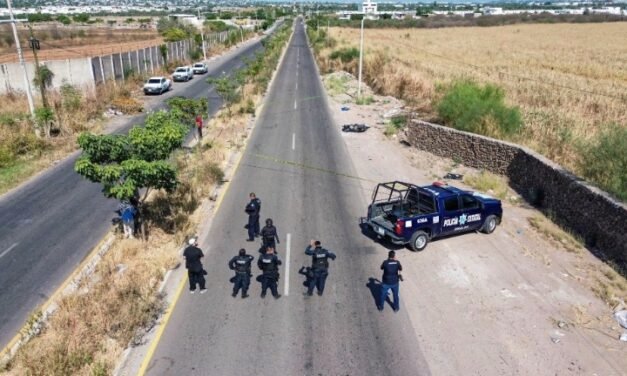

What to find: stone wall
left=402, top=120, right=627, bottom=269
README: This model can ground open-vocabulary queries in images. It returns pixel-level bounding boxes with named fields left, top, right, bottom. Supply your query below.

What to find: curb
left=0, top=234, right=116, bottom=365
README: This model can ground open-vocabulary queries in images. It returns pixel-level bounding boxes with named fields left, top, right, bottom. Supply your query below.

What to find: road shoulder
left=321, top=71, right=627, bottom=375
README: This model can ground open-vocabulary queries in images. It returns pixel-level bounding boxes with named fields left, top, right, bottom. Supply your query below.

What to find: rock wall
left=402, top=120, right=627, bottom=269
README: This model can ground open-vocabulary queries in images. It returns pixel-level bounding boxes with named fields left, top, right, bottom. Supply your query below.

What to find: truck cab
left=365, top=181, right=503, bottom=251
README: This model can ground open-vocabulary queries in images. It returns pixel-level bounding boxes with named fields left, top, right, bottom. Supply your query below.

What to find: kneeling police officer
left=258, top=247, right=282, bottom=299
left=228, top=248, right=254, bottom=298
left=305, top=240, right=337, bottom=296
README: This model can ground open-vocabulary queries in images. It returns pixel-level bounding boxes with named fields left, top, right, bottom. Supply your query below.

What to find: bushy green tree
left=163, top=27, right=188, bottom=42
left=56, top=15, right=71, bottom=25
left=72, top=13, right=90, bottom=23
left=166, top=97, right=208, bottom=125
left=75, top=110, right=187, bottom=201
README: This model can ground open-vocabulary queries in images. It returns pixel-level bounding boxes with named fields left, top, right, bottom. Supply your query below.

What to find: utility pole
left=6, top=0, right=35, bottom=118
left=357, top=17, right=365, bottom=98
left=326, top=19, right=330, bottom=47
left=28, top=24, right=48, bottom=110
left=198, top=8, right=207, bottom=60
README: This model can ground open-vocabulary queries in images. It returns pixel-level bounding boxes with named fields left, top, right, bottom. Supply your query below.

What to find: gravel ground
left=323, top=71, right=627, bottom=376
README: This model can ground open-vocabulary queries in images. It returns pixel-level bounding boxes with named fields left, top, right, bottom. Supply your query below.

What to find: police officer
left=228, top=248, right=254, bottom=298
left=245, top=192, right=261, bottom=241
left=379, top=250, right=402, bottom=312
left=260, top=218, right=280, bottom=253
left=304, top=240, right=337, bottom=296
left=257, top=246, right=281, bottom=299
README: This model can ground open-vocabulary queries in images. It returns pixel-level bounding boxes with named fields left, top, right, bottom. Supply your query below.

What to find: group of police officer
left=224, top=192, right=402, bottom=310
left=227, top=193, right=339, bottom=300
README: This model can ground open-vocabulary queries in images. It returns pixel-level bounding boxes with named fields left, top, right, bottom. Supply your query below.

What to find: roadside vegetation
left=0, top=81, right=143, bottom=194
left=0, top=16, right=264, bottom=196
left=309, top=22, right=626, bottom=201
left=0, top=22, right=292, bottom=375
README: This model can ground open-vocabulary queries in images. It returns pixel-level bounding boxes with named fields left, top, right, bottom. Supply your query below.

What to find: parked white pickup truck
left=172, top=66, right=193, bottom=82
left=143, top=76, right=171, bottom=95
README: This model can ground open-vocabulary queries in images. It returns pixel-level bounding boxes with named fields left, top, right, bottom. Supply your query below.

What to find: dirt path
left=324, top=72, right=627, bottom=375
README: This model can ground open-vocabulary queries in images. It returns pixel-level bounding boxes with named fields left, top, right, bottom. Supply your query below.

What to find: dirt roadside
left=323, top=72, right=627, bottom=375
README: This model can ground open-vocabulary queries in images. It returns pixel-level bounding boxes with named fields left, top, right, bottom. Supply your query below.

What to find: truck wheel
left=481, top=215, right=498, bottom=234
left=409, top=231, right=429, bottom=252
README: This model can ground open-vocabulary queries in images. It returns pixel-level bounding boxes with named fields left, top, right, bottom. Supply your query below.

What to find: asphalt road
left=0, top=34, right=268, bottom=350
left=144, top=20, right=431, bottom=376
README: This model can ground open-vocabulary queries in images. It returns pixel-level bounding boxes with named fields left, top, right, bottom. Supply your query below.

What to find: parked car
left=172, top=66, right=193, bottom=82
left=364, top=181, right=503, bottom=251
left=192, top=62, right=208, bottom=74
left=143, top=76, right=171, bottom=95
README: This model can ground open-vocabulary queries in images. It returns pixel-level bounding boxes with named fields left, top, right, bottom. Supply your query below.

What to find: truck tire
left=481, top=215, right=498, bottom=234
left=409, top=231, right=429, bottom=252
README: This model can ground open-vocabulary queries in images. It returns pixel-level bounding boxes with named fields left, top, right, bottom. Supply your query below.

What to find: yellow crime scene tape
left=249, top=152, right=378, bottom=184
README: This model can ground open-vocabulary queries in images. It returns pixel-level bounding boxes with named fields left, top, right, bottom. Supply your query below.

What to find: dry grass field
left=322, top=23, right=627, bottom=174
left=0, top=25, right=161, bottom=63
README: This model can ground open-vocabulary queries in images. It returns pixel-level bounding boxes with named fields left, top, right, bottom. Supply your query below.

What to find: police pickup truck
left=365, top=181, right=503, bottom=251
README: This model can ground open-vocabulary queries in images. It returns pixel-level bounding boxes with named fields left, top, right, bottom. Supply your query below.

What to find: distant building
left=360, top=0, right=378, bottom=14
left=169, top=14, right=202, bottom=29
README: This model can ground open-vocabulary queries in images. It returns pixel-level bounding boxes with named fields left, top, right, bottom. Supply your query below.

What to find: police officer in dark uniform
left=245, top=192, right=261, bottom=241
left=257, top=247, right=281, bottom=299
left=379, top=250, right=403, bottom=312
left=228, top=248, right=254, bottom=298
left=260, top=218, right=280, bottom=253
left=304, top=240, right=337, bottom=296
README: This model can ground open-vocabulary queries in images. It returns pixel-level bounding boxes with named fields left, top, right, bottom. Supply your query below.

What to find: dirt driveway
left=324, top=72, right=627, bottom=375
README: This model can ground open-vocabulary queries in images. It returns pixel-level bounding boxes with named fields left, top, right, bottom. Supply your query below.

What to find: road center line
left=292, top=133, right=296, bottom=150
left=294, top=100, right=297, bottom=110
left=0, top=243, right=18, bottom=259
left=284, top=233, right=291, bottom=296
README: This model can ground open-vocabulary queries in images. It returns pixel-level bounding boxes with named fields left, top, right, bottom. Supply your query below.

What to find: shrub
left=579, top=124, right=627, bottom=201
left=356, top=96, right=374, bottom=105
left=111, top=97, right=143, bottom=114
left=60, top=83, right=82, bottom=111
left=436, top=80, right=522, bottom=138
left=383, top=116, right=407, bottom=137
left=329, top=47, right=360, bottom=63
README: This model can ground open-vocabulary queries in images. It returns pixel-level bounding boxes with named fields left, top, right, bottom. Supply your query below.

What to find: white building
left=361, top=0, right=378, bottom=14
left=169, top=14, right=203, bottom=29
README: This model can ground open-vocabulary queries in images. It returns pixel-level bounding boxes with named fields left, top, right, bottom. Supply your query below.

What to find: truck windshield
left=148, top=79, right=161, bottom=84
left=175, top=68, right=186, bottom=72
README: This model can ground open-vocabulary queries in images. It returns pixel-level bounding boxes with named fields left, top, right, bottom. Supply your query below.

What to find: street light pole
left=6, top=0, right=35, bottom=118
left=357, top=17, right=365, bottom=98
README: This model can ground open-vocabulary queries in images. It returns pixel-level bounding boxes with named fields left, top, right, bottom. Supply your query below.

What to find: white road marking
left=284, top=233, right=291, bottom=296
left=294, top=100, right=298, bottom=110
left=0, top=243, right=18, bottom=259
left=292, top=133, right=296, bottom=150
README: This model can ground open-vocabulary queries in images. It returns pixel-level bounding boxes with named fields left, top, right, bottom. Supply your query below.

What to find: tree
left=56, top=15, right=71, bottom=25
left=163, top=27, right=188, bottom=42
left=74, top=109, right=187, bottom=203
left=166, top=97, right=208, bottom=125
left=208, top=76, right=240, bottom=115
left=72, top=13, right=90, bottom=23
left=32, top=64, right=54, bottom=110
left=159, top=44, right=168, bottom=65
